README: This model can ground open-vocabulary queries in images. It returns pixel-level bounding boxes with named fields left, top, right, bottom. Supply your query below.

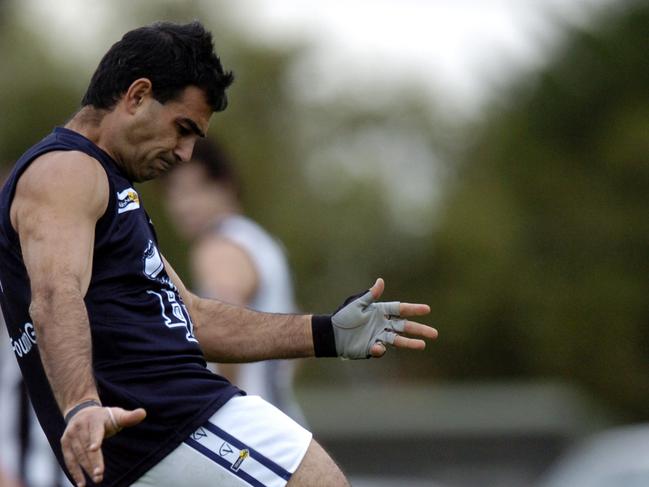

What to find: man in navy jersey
left=0, top=21, right=437, bottom=487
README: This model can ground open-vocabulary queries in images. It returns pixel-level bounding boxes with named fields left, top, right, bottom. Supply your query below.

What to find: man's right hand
left=61, top=406, right=146, bottom=487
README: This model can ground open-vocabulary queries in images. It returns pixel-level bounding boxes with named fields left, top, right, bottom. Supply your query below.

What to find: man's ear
left=124, top=78, right=153, bottom=114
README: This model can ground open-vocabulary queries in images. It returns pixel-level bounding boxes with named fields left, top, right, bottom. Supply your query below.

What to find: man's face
left=123, top=86, right=212, bottom=182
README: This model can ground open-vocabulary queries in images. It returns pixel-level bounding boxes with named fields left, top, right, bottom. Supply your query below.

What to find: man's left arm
left=163, top=256, right=437, bottom=362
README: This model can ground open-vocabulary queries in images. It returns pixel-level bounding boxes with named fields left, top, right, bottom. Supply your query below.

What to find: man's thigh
left=287, top=439, right=350, bottom=487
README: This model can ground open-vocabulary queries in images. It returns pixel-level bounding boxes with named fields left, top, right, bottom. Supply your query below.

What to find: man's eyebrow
left=178, top=117, right=206, bottom=138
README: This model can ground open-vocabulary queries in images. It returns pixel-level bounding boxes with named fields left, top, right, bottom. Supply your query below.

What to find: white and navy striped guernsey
left=0, top=316, right=71, bottom=487
left=209, top=216, right=306, bottom=424
left=0, top=128, right=241, bottom=487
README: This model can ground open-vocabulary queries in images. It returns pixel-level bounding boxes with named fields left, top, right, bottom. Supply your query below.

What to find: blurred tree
left=421, top=1, right=649, bottom=418
left=0, top=5, right=78, bottom=168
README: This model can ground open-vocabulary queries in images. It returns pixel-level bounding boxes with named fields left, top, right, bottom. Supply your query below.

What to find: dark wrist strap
left=64, top=400, right=101, bottom=424
left=311, top=315, right=337, bottom=357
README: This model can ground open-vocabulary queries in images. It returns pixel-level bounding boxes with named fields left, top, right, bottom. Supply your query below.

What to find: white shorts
left=132, top=395, right=312, bottom=487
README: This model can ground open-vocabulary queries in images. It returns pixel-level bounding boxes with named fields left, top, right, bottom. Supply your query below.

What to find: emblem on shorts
left=117, top=187, right=140, bottom=214
left=219, top=442, right=234, bottom=457
left=231, top=449, right=249, bottom=472
left=191, top=428, right=207, bottom=441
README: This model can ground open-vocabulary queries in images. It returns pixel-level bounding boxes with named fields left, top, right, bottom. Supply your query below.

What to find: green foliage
left=426, top=2, right=649, bottom=417
left=0, top=19, right=78, bottom=167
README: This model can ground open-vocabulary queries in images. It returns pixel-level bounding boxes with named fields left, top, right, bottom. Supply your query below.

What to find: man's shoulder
left=13, top=150, right=109, bottom=221
left=30, top=149, right=103, bottom=174
left=24, top=150, right=106, bottom=188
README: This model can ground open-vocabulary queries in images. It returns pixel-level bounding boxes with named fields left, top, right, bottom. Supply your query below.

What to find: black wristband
left=311, top=314, right=337, bottom=357
left=64, top=400, right=101, bottom=424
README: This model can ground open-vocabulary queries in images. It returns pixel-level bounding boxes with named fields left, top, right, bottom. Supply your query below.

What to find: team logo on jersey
left=231, top=449, right=249, bottom=472
left=117, top=187, right=140, bottom=214
left=143, top=240, right=164, bottom=279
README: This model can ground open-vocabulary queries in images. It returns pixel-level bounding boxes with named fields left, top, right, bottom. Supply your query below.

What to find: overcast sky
left=20, top=0, right=614, bottom=115
left=225, top=0, right=614, bottom=114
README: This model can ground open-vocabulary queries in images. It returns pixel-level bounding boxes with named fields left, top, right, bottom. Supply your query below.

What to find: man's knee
left=288, top=439, right=350, bottom=487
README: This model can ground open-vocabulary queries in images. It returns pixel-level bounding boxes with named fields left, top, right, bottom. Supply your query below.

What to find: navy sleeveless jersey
left=0, top=128, right=241, bottom=486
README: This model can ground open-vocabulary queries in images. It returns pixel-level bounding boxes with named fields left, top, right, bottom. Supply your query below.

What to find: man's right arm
left=12, top=151, right=107, bottom=414
left=11, top=151, right=144, bottom=486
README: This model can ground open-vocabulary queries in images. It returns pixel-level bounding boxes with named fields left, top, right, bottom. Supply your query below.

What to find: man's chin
left=137, top=168, right=165, bottom=182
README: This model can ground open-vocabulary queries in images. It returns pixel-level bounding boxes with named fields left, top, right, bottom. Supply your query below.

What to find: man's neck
left=65, top=106, right=106, bottom=141
left=65, top=107, right=124, bottom=168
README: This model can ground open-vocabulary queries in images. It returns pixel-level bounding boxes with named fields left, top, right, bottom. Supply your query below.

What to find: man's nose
left=174, top=138, right=196, bottom=164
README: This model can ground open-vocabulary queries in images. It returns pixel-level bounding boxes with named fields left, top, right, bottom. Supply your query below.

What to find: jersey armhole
left=1, top=149, right=56, bottom=243
left=94, top=163, right=117, bottom=235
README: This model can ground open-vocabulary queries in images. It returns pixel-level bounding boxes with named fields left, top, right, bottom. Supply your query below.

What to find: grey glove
left=311, top=289, right=405, bottom=359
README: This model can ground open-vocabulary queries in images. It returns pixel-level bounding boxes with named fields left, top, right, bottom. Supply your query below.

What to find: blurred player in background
left=165, top=139, right=306, bottom=425
left=0, top=312, right=71, bottom=487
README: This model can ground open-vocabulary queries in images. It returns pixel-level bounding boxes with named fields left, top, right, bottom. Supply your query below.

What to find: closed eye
left=177, top=124, right=192, bottom=137
left=175, top=117, right=205, bottom=138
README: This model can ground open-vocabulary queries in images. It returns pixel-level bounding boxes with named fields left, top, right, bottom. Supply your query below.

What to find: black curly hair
left=81, top=21, right=233, bottom=112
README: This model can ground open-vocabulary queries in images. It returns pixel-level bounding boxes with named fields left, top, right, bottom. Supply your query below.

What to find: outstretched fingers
left=62, top=439, right=86, bottom=487
left=86, top=420, right=105, bottom=483
left=370, top=342, right=388, bottom=357
left=369, top=278, right=385, bottom=301
left=387, top=321, right=437, bottom=352
left=61, top=413, right=105, bottom=487
left=368, top=278, right=430, bottom=318
left=399, top=302, right=431, bottom=317
left=369, top=335, right=426, bottom=357
left=363, top=277, right=437, bottom=358
left=393, top=335, right=427, bottom=350
left=114, top=407, right=147, bottom=430
left=105, top=407, right=147, bottom=438
left=370, top=320, right=438, bottom=358
left=403, top=320, right=438, bottom=340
